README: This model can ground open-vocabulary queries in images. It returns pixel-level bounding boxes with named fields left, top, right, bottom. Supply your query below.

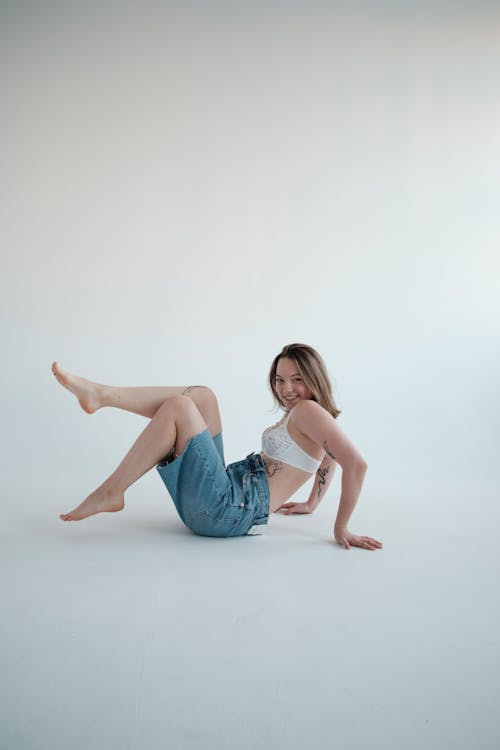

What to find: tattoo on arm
left=322, top=441, right=336, bottom=461
left=262, top=456, right=283, bottom=478
left=317, top=466, right=329, bottom=500
left=182, top=385, right=205, bottom=395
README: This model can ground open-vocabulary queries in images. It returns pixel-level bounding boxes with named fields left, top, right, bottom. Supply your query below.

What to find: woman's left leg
left=60, top=395, right=206, bottom=522
left=52, top=362, right=222, bottom=436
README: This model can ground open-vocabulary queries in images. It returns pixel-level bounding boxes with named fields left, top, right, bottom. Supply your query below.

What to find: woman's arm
left=291, top=400, right=368, bottom=533
left=288, top=401, right=382, bottom=550
left=308, top=453, right=337, bottom=509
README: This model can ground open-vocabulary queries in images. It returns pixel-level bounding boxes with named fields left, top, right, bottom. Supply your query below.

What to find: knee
left=184, top=385, right=218, bottom=411
left=159, top=394, right=197, bottom=416
left=197, top=386, right=218, bottom=410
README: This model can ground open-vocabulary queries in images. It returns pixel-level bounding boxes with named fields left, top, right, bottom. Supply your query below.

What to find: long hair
left=268, top=343, right=341, bottom=419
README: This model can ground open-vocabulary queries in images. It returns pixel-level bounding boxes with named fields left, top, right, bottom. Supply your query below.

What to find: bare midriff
left=260, top=452, right=315, bottom=513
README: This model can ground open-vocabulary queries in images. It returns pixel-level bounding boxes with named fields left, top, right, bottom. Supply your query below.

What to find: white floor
left=1, top=477, right=499, bottom=750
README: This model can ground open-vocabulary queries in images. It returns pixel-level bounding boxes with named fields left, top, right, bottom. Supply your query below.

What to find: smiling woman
left=261, top=344, right=378, bottom=551
left=275, top=360, right=313, bottom=407
left=51, top=344, right=382, bottom=551
left=268, top=343, right=341, bottom=418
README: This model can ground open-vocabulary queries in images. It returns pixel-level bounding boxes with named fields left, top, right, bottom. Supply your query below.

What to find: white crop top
left=261, top=411, right=322, bottom=473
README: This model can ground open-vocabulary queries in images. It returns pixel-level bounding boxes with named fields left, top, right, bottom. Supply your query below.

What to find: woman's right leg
left=51, top=362, right=222, bottom=435
left=60, top=394, right=207, bottom=522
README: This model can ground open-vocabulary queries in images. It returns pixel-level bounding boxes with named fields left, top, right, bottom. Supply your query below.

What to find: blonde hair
left=268, top=343, right=341, bottom=419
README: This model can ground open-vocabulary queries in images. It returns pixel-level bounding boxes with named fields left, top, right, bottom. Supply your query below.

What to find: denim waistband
left=243, top=451, right=266, bottom=473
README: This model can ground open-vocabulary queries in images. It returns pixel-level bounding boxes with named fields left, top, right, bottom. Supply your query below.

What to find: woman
left=52, top=343, right=382, bottom=551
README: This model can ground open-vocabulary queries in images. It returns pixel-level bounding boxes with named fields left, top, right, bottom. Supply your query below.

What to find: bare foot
left=52, top=361, right=101, bottom=414
left=60, top=488, right=125, bottom=521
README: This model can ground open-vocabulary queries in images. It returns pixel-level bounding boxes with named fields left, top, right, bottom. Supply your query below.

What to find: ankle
left=97, top=384, right=111, bottom=408
left=97, top=481, right=123, bottom=498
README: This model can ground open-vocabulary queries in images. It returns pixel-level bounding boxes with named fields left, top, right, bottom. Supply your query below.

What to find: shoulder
left=289, top=399, right=353, bottom=459
left=289, top=399, right=330, bottom=426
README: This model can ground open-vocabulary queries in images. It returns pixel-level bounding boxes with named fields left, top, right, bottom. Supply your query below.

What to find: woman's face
left=274, top=357, right=313, bottom=409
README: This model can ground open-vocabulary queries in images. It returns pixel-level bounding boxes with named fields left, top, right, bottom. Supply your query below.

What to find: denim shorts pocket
left=240, top=469, right=259, bottom=506
left=205, top=472, right=252, bottom=527
left=183, top=460, right=267, bottom=537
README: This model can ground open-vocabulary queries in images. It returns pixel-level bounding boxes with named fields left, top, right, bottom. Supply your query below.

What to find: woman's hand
left=277, top=500, right=314, bottom=515
left=334, top=527, right=383, bottom=551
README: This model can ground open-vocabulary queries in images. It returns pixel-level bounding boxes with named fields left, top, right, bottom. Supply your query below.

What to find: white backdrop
left=2, top=4, right=500, bottom=750
left=1, top=0, right=499, bottom=512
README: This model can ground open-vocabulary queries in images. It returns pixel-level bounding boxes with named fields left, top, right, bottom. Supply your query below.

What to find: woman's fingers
left=279, top=502, right=310, bottom=514
left=364, top=536, right=383, bottom=548
left=337, top=534, right=383, bottom=551
left=357, top=536, right=383, bottom=550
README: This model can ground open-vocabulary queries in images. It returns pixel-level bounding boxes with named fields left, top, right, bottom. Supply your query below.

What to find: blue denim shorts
left=156, top=429, right=270, bottom=537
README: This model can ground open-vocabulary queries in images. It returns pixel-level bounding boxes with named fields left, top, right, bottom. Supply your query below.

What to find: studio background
left=1, top=1, right=499, bottom=749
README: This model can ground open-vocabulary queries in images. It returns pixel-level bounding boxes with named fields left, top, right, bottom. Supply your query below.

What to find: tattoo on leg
left=322, top=442, right=336, bottom=461
left=262, top=456, right=283, bottom=478
left=317, top=466, right=329, bottom=500
left=182, top=385, right=205, bottom=395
